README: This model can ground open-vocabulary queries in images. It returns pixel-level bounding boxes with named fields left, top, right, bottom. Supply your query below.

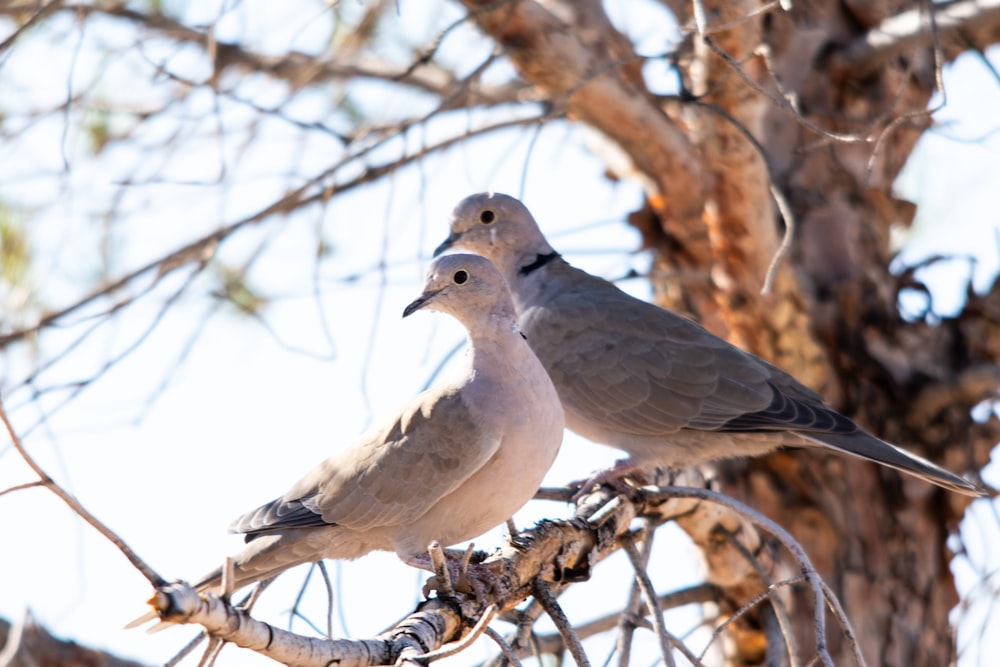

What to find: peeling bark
left=463, top=1, right=999, bottom=665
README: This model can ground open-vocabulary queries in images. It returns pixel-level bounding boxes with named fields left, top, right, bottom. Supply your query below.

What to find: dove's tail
left=800, top=430, right=985, bottom=497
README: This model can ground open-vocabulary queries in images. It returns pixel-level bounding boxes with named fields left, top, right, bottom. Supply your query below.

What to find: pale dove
left=434, top=193, right=983, bottom=497
left=162, top=253, right=564, bottom=597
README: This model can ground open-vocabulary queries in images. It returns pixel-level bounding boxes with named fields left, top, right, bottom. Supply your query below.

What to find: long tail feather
left=801, top=430, right=985, bottom=497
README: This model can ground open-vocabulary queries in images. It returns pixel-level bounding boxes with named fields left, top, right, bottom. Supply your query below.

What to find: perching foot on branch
left=570, top=460, right=648, bottom=503
left=405, top=542, right=504, bottom=601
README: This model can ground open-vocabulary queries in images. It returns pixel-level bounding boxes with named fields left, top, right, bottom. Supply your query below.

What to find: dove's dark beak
left=433, top=233, right=459, bottom=258
left=403, top=290, right=440, bottom=318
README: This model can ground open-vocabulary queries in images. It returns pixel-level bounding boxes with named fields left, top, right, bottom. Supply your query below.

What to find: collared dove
left=150, top=253, right=564, bottom=599
left=434, top=192, right=983, bottom=497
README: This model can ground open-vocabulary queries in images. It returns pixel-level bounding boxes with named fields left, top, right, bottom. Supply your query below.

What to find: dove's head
left=403, top=253, right=517, bottom=325
left=434, top=193, right=555, bottom=277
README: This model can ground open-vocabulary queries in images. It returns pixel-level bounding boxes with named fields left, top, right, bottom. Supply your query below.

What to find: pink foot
left=403, top=547, right=502, bottom=600
left=570, top=459, right=649, bottom=503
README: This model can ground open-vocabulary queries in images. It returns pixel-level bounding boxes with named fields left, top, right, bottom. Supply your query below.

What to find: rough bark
left=139, top=484, right=849, bottom=667
left=464, top=1, right=1000, bottom=665
left=673, top=2, right=998, bottom=665
left=138, top=487, right=643, bottom=667
left=0, top=612, right=149, bottom=667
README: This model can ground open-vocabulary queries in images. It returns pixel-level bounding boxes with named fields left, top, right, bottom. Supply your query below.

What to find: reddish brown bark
left=464, top=1, right=999, bottom=665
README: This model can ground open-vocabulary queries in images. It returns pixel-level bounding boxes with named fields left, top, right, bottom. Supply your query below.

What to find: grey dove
left=434, top=192, right=983, bottom=497
left=148, top=253, right=564, bottom=600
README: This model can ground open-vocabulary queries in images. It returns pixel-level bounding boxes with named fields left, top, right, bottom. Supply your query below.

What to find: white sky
left=1, top=3, right=999, bottom=666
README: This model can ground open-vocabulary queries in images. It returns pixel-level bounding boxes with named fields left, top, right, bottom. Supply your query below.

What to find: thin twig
left=700, top=0, right=783, bottom=35
left=0, top=480, right=47, bottom=497
left=865, top=0, right=947, bottom=188
left=221, top=557, right=235, bottom=599
left=645, top=486, right=846, bottom=667
left=414, top=605, right=498, bottom=662
left=484, top=626, right=524, bottom=667
left=164, top=630, right=208, bottom=667
left=702, top=35, right=868, bottom=145
left=614, top=523, right=654, bottom=667
left=621, top=535, right=681, bottom=667
left=696, top=576, right=805, bottom=662
left=0, top=0, right=63, bottom=56
left=533, top=577, right=592, bottom=667
left=0, top=114, right=545, bottom=351
left=818, top=579, right=867, bottom=667
left=196, top=636, right=226, bottom=667
left=718, top=526, right=800, bottom=666
left=0, top=399, right=165, bottom=587
left=459, top=543, right=477, bottom=580
left=683, top=98, right=796, bottom=296
left=487, top=584, right=721, bottom=667
left=761, top=183, right=796, bottom=295
left=318, top=560, right=334, bottom=638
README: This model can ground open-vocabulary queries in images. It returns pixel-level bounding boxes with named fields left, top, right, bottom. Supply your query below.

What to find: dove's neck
left=461, top=315, right=538, bottom=402
left=466, top=312, right=524, bottom=350
left=517, top=251, right=561, bottom=277
left=502, top=241, right=565, bottom=315
left=486, top=231, right=555, bottom=280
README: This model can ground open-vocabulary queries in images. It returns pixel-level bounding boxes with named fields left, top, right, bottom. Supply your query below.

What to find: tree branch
left=833, top=0, right=1000, bottom=77
left=0, top=115, right=543, bottom=351
left=140, top=483, right=859, bottom=667
left=0, top=399, right=165, bottom=588
left=0, top=610, right=147, bottom=667
left=458, top=0, right=705, bottom=227
left=6, top=3, right=526, bottom=107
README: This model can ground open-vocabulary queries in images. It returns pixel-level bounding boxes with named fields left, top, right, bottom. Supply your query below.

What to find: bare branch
left=644, top=486, right=863, bottom=667
left=0, top=399, right=165, bottom=588
left=696, top=576, right=805, bottom=663
left=458, top=0, right=705, bottom=226
left=482, top=584, right=721, bottom=667
left=484, top=626, right=523, bottom=667
left=410, top=605, right=498, bottom=664
left=0, top=0, right=63, bottom=56
left=908, top=363, right=1000, bottom=425
left=0, top=114, right=543, bottom=351
left=0, top=480, right=47, bottom=498
left=701, top=36, right=868, bottom=144
left=621, top=535, right=680, bottom=667
left=0, top=610, right=146, bottom=667
left=6, top=3, right=524, bottom=106
left=833, top=0, right=1000, bottom=77
left=533, top=577, right=592, bottom=667
left=137, top=482, right=864, bottom=667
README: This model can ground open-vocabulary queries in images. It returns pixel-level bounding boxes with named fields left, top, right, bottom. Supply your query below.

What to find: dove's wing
left=232, top=386, right=501, bottom=535
left=524, top=263, right=789, bottom=435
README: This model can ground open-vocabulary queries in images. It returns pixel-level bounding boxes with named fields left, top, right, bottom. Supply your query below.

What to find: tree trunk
left=661, top=2, right=999, bottom=665
left=464, top=1, right=999, bottom=664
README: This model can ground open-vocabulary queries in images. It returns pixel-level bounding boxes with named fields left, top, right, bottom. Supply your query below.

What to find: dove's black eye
left=453, top=270, right=469, bottom=284
left=480, top=210, right=495, bottom=224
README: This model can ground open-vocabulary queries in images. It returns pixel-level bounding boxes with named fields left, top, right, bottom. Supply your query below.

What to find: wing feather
left=232, top=387, right=501, bottom=536
left=524, top=265, right=777, bottom=435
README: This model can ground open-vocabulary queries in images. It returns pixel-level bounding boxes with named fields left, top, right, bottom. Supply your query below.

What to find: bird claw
left=407, top=546, right=502, bottom=601
left=569, top=459, right=649, bottom=503
left=449, top=560, right=502, bottom=599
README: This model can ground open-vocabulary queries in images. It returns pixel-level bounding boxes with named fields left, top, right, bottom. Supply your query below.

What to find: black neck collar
left=518, top=251, right=561, bottom=276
